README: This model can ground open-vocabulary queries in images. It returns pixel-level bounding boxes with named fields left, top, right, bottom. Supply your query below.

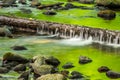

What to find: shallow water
left=0, top=0, right=120, bottom=80
left=0, top=36, right=120, bottom=80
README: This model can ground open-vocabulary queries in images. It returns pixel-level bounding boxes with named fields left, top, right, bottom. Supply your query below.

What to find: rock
left=43, top=10, right=57, bottom=15
left=2, top=61, right=19, bottom=69
left=13, top=64, right=26, bottom=72
left=0, top=25, right=13, bottom=38
left=69, top=71, right=84, bottom=79
left=31, top=0, right=41, bottom=7
left=97, top=10, right=116, bottom=20
left=32, top=56, right=46, bottom=66
left=18, top=0, right=26, bottom=4
left=95, top=0, right=120, bottom=8
left=3, top=52, right=29, bottom=63
left=0, top=67, right=9, bottom=73
left=62, top=62, right=74, bottom=69
left=45, top=56, right=60, bottom=67
left=31, top=64, right=53, bottom=75
left=11, top=46, right=27, bottom=50
left=78, top=0, right=94, bottom=4
left=61, top=70, right=69, bottom=77
left=20, top=8, right=32, bottom=14
left=36, top=74, right=66, bottom=80
left=65, top=3, right=77, bottom=9
left=98, top=66, right=110, bottom=73
left=79, top=56, right=92, bottom=64
left=106, top=71, right=120, bottom=79
left=18, top=71, right=30, bottom=80
left=2, top=0, right=16, bottom=5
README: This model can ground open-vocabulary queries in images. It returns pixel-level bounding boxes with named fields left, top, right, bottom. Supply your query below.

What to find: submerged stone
left=98, top=66, right=110, bottom=73
left=79, top=56, right=92, bottom=64
left=45, top=56, right=60, bottom=67
left=11, top=46, right=27, bottom=50
left=106, top=71, right=120, bottom=79
left=69, top=71, right=84, bottom=79
left=78, top=0, right=94, bottom=4
left=62, top=62, right=74, bottom=69
left=97, top=10, right=116, bottom=20
left=43, top=10, right=57, bottom=15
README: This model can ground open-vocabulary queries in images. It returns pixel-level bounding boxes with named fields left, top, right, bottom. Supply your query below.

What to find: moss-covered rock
left=95, top=0, right=120, bottom=8
left=97, top=10, right=116, bottom=20
left=37, top=74, right=66, bottom=80
left=3, top=52, right=29, bottom=63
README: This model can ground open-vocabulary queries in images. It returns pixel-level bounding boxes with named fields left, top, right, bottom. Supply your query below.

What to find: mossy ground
left=0, top=0, right=120, bottom=80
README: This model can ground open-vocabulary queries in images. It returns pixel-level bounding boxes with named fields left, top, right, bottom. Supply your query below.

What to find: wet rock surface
left=36, top=74, right=66, bottom=80
left=97, top=10, right=116, bottom=20
left=45, top=56, right=60, bottom=67
left=69, top=71, right=84, bottom=79
left=106, top=71, right=120, bottom=79
left=43, top=10, right=57, bottom=15
left=98, top=66, right=110, bottom=73
left=11, top=46, right=27, bottom=50
left=0, top=67, right=9, bottom=73
left=79, top=56, right=92, bottom=64
left=13, top=64, right=26, bottom=72
left=62, top=62, right=74, bottom=69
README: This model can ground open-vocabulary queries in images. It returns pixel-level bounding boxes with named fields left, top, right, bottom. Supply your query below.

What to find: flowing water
left=0, top=36, right=120, bottom=80
left=0, top=0, right=120, bottom=80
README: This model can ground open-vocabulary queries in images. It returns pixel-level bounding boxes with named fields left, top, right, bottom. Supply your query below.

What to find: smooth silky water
left=0, top=0, right=120, bottom=80
left=0, top=36, right=120, bottom=80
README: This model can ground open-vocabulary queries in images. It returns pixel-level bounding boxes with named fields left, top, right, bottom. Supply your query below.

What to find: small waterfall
left=0, top=16, right=120, bottom=47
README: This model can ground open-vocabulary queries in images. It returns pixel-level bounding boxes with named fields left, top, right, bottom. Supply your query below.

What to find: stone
left=0, top=67, right=9, bottom=73
left=62, top=62, right=74, bottom=69
left=78, top=0, right=94, bottom=4
left=2, top=61, right=19, bottom=69
left=31, top=0, right=41, bottom=7
left=79, top=56, right=92, bottom=64
left=69, top=71, right=84, bottom=79
left=65, top=3, right=77, bottom=9
left=97, top=10, right=116, bottom=20
left=95, top=0, right=120, bottom=8
left=18, top=0, right=26, bottom=4
left=13, top=64, right=26, bottom=72
left=11, top=46, right=27, bottom=50
left=0, top=25, right=13, bottom=38
left=98, top=66, right=110, bottom=73
left=45, top=56, right=60, bottom=67
left=18, top=71, right=30, bottom=80
left=61, top=70, right=69, bottom=77
left=2, top=0, right=16, bottom=5
left=3, top=52, right=29, bottom=63
left=31, top=64, right=53, bottom=75
left=43, top=10, right=57, bottom=15
left=106, top=71, right=120, bottom=79
left=36, top=74, right=66, bottom=80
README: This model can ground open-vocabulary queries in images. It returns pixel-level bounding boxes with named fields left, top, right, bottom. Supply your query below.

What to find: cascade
left=0, top=16, right=120, bottom=45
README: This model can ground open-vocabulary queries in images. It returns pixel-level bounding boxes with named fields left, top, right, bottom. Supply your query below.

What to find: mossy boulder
left=36, top=74, right=66, bottom=80
left=97, top=10, right=116, bottom=20
left=95, top=0, right=120, bottom=8
left=78, top=0, right=94, bottom=4
left=3, top=52, right=29, bottom=63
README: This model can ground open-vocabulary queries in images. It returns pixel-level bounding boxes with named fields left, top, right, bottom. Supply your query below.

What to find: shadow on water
left=91, top=42, right=120, bottom=54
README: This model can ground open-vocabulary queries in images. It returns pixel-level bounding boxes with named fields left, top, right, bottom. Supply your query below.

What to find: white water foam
left=58, top=37, right=93, bottom=46
left=58, top=36, right=120, bottom=47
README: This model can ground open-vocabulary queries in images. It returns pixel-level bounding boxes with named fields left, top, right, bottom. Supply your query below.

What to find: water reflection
left=91, top=43, right=120, bottom=54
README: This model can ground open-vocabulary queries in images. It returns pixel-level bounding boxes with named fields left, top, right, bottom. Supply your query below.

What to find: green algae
left=0, top=0, right=120, bottom=31
left=0, top=36, right=120, bottom=80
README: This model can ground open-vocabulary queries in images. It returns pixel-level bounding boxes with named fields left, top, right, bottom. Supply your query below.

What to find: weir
left=0, top=16, right=120, bottom=44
